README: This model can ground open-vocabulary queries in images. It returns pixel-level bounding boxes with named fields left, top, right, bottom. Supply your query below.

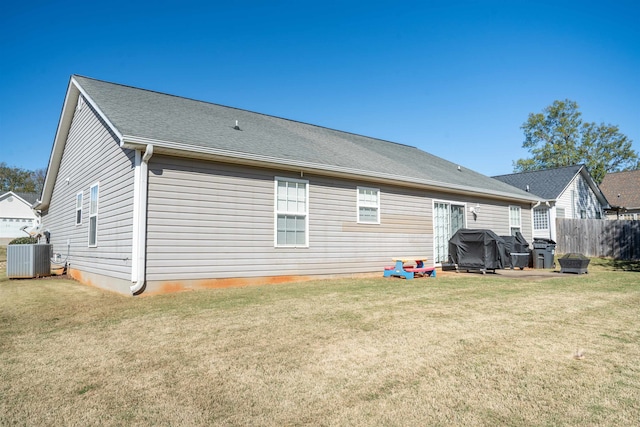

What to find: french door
left=434, top=202, right=466, bottom=263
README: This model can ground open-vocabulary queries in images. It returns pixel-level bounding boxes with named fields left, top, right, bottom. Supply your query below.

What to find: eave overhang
left=35, top=76, right=124, bottom=211
left=121, top=136, right=541, bottom=205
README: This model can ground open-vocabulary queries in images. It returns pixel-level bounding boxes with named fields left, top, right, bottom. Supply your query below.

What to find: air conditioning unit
left=7, top=244, right=52, bottom=278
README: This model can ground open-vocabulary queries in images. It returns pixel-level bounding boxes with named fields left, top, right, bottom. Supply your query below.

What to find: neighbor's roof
left=0, top=191, right=38, bottom=206
left=493, top=165, right=609, bottom=207
left=14, top=192, right=39, bottom=205
left=492, top=165, right=586, bottom=200
left=39, top=75, right=539, bottom=207
left=600, top=170, right=640, bottom=209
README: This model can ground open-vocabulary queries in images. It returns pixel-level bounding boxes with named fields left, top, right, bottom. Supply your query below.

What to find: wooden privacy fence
left=556, top=219, right=640, bottom=260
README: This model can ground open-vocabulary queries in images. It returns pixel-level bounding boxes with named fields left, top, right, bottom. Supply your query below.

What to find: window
left=509, top=206, right=521, bottom=235
left=275, top=177, right=308, bottom=247
left=88, top=183, right=99, bottom=247
left=533, top=207, right=549, bottom=230
left=76, top=192, right=83, bottom=225
left=357, top=187, right=380, bottom=224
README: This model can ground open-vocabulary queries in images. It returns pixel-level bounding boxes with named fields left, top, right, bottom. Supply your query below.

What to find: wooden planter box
left=558, top=254, right=590, bottom=274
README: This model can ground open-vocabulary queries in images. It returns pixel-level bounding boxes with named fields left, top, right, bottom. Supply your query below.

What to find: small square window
left=533, top=207, right=549, bottom=230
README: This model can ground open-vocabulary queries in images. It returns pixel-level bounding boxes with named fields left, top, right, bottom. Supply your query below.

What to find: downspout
left=130, top=144, right=153, bottom=294
left=548, top=202, right=557, bottom=243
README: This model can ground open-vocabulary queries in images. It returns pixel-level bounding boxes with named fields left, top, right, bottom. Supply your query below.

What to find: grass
left=1, top=259, right=639, bottom=426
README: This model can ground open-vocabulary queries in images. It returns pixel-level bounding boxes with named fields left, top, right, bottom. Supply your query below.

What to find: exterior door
left=434, top=202, right=465, bottom=263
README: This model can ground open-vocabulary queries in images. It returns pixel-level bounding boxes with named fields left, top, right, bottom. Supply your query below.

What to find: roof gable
left=493, top=165, right=609, bottom=207
left=39, top=75, right=540, bottom=208
left=492, top=165, right=584, bottom=200
left=0, top=191, right=38, bottom=208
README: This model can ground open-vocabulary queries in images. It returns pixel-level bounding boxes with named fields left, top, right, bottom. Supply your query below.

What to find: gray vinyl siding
left=556, top=174, right=605, bottom=219
left=146, top=156, right=532, bottom=281
left=442, top=197, right=533, bottom=241
left=40, top=95, right=135, bottom=280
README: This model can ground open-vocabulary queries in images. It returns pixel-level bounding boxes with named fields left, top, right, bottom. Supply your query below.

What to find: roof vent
left=234, top=120, right=241, bottom=131
left=457, top=165, right=461, bottom=171
left=526, top=185, right=530, bottom=192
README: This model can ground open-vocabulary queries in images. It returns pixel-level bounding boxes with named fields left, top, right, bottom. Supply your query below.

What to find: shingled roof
left=40, top=75, right=539, bottom=207
left=600, top=170, right=640, bottom=209
left=492, top=165, right=585, bottom=200
left=14, top=192, right=39, bottom=205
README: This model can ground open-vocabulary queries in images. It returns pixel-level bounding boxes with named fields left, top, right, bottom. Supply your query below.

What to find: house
left=35, top=75, right=539, bottom=295
left=599, top=170, right=640, bottom=220
left=0, top=191, right=40, bottom=244
left=493, top=165, right=609, bottom=242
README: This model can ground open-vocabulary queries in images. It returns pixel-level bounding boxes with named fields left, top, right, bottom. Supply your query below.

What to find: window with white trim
left=76, top=191, right=83, bottom=225
left=357, top=187, right=380, bottom=224
left=275, top=177, right=308, bottom=247
left=88, top=183, right=99, bottom=247
left=509, top=205, right=521, bottom=235
left=533, top=207, right=548, bottom=230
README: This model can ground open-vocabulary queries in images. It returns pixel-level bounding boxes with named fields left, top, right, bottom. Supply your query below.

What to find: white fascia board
left=35, top=80, right=79, bottom=210
left=1, top=191, right=17, bottom=202
left=71, top=76, right=124, bottom=144
left=35, top=77, right=125, bottom=211
left=579, top=167, right=611, bottom=208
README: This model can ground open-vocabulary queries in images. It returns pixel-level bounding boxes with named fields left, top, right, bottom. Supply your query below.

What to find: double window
left=357, top=187, right=380, bottom=224
left=88, top=183, right=99, bottom=247
left=275, top=178, right=308, bottom=247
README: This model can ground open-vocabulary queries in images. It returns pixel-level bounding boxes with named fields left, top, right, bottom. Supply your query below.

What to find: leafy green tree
left=514, top=99, right=638, bottom=183
left=0, top=162, right=45, bottom=194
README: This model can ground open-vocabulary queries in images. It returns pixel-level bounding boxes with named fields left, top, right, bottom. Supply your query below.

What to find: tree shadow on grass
left=593, top=258, right=640, bottom=272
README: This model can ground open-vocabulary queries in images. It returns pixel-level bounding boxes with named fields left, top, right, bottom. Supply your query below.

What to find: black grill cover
left=448, top=229, right=507, bottom=270
left=500, top=232, right=531, bottom=268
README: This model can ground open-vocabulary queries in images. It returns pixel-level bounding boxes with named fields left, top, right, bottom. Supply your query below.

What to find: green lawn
left=1, top=258, right=639, bottom=426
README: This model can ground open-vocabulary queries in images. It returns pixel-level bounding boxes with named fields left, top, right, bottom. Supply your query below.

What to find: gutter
left=130, top=144, right=153, bottom=295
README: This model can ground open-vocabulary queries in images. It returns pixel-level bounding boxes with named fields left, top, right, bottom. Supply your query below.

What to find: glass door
left=433, top=202, right=466, bottom=263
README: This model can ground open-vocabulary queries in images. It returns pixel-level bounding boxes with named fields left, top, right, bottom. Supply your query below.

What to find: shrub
left=9, top=237, right=39, bottom=245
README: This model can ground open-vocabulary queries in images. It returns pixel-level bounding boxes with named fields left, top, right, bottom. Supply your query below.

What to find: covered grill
left=448, top=229, right=507, bottom=273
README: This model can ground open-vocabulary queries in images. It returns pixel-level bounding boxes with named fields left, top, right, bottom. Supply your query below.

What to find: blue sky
left=1, top=0, right=638, bottom=177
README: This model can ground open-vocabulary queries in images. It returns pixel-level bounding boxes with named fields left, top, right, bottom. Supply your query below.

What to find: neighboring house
left=493, top=165, right=609, bottom=242
left=599, top=170, right=640, bottom=220
left=36, top=75, right=539, bottom=295
left=0, top=191, right=40, bottom=243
